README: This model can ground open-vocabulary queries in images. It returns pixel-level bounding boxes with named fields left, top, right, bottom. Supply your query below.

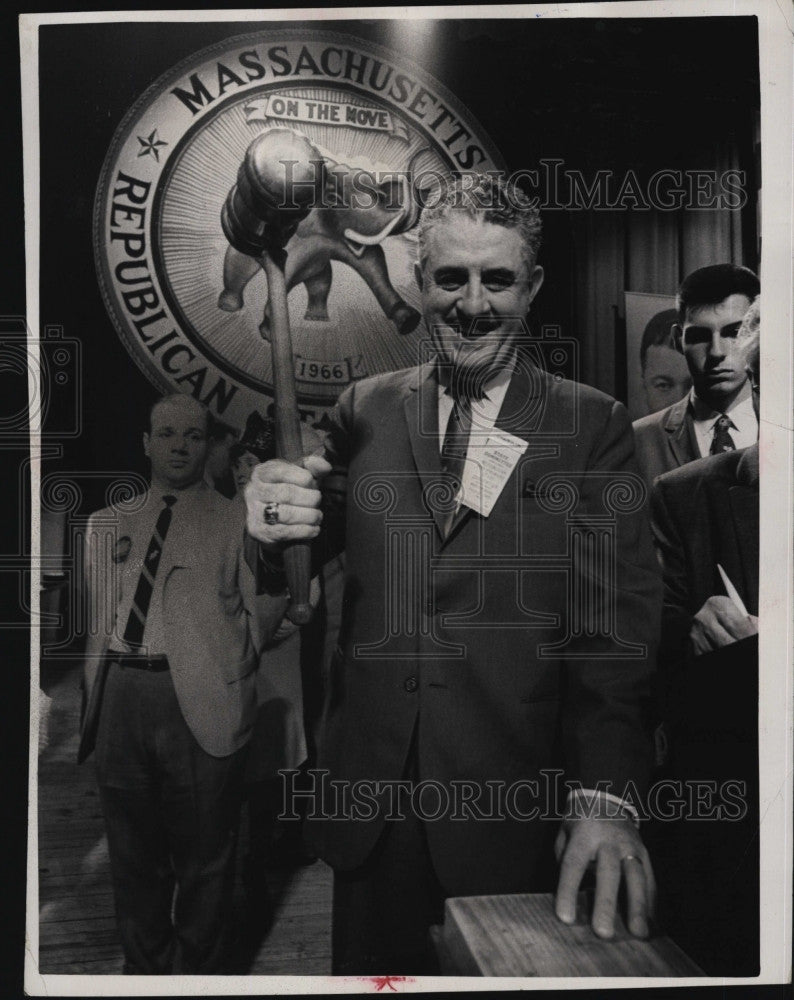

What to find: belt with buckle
left=108, top=652, right=170, bottom=672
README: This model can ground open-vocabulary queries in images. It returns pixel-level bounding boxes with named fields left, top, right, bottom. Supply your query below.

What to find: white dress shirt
left=437, top=365, right=514, bottom=457
left=112, top=480, right=206, bottom=655
left=691, top=383, right=758, bottom=457
left=437, top=365, right=515, bottom=518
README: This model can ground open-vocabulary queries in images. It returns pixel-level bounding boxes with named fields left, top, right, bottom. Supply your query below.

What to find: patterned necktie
left=710, top=415, right=736, bottom=455
left=441, top=395, right=473, bottom=536
left=441, top=395, right=473, bottom=487
left=122, top=494, right=176, bottom=649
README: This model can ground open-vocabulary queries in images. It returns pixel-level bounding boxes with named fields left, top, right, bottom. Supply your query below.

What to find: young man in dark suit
left=633, top=264, right=760, bottom=490
left=648, top=297, right=760, bottom=975
left=246, top=175, right=662, bottom=973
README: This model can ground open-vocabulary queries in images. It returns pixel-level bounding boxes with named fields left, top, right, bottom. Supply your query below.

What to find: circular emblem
left=94, top=30, right=504, bottom=431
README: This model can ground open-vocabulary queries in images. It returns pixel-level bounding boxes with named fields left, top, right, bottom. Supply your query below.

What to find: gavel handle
left=260, top=249, right=314, bottom=625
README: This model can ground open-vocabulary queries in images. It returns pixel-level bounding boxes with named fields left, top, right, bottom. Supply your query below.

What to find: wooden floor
left=36, top=661, right=333, bottom=976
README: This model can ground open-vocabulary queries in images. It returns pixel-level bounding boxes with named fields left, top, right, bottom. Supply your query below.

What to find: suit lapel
left=162, top=481, right=214, bottom=572
left=493, top=362, right=547, bottom=437
left=728, top=486, right=759, bottom=616
left=702, top=451, right=759, bottom=616
left=664, top=397, right=699, bottom=468
left=405, top=364, right=446, bottom=539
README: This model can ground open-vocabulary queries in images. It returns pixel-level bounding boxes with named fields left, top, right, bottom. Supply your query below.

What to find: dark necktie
left=710, top=415, right=736, bottom=455
left=122, top=494, right=176, bottom=649
left=441, top=394, right=473, bottom=488
left=440, top=394, right=473, bottom=536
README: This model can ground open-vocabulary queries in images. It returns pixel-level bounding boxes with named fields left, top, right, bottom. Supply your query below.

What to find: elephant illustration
left=218, top=144, right=432, bottom=338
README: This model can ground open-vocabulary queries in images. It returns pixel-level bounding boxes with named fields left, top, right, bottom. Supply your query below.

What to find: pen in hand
left=717, top=563, right=750, bottom=618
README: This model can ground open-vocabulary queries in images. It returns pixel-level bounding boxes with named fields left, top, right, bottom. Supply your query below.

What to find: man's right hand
left=244, top=455, right=331, bottom=547
left=690, top=595, right=758, bottom=655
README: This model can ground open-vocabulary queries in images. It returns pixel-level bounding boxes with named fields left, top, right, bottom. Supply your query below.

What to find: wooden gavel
left=221, top=128, right=326, bottom=624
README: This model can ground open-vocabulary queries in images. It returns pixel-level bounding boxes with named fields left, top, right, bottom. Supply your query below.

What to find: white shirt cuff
left=565, top=788, right=641, bottom=828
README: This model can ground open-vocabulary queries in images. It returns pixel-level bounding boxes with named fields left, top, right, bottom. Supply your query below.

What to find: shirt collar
left=147, top=477, right=207, bottom=509
left=689, top=381, right=754, bottom=428
left=435, top=359, right=515, bottom=404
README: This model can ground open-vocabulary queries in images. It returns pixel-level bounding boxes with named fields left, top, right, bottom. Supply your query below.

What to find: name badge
left=461, top=430, right=528, bottom=517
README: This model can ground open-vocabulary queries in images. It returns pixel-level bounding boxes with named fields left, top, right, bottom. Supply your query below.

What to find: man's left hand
left=690, top=595, right=758, bottom=655
left=554, top=817, right=656, bottom=940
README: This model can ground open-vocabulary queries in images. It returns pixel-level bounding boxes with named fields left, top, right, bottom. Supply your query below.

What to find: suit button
left=404, top=676, right=418, bottom=693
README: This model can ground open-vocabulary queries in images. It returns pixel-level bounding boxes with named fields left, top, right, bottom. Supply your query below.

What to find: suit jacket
left=79, top=481, right=287, bottom=761
left=309, top=361, right=662, bottom=896
left=650, top=445, right=758, bottom=738
left=649, top=445, right=759, bottom=976
left=632, top=395, right=699, bottom=491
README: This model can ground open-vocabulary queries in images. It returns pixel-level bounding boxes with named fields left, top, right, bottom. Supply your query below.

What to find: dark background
left=36, top=16, right=760, bottom=512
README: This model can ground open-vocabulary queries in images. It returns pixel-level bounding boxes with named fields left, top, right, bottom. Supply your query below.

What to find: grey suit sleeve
left=650, top=478, right=694, bottom=655
left=562, top=400, right=663, bottom=798
left=649, top=477, right=701, bottom=732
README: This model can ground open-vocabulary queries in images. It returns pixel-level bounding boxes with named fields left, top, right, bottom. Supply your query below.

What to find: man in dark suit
left=633, top=264, right=760, bottom=490
left=79, top=393, right=287, bottom=974
left=648, top=297, right=760, bottom=975
left=246, top=175, right=662, bottom=973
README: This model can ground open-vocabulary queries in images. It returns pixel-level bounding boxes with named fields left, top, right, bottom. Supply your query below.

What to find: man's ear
left=143, top=432, right=150, bottom=458
left=527, top=265, right=544, bottom=303
left=672, top=323, right=684, bottom=354
left=414, top=261, right=424, bottom=293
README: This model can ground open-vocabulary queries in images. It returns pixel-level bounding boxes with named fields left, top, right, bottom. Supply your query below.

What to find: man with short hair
left=245, top=175, right=662, bottom=974
left=637, top=308, right=691, bottom=416
left=633, top=264, right=760, bottom=489
left=648, top=296, right=760, bottom=975
left=79, top=393, right=287, bottom=974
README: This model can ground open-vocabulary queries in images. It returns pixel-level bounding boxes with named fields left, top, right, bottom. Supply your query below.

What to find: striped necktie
left=122, top=494, right=176, bottom=649
left=710, top=415, right=736, bottom=455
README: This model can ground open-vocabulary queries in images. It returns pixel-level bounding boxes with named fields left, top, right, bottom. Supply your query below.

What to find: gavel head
left=221, top=128, right=326, bottom=257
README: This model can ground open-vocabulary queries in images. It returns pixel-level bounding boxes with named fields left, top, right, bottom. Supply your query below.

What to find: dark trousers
left=332, top=800, right=446, bottom=975
left=647, top=738, right=760, bottom=976
left=331, top=735, right=446, bottom=976
left=648, top=640, right=760, bottom=976
left=95, top=662, right=246, bottom=974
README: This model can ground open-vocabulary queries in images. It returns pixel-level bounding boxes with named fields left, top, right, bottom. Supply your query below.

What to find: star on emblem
left=137, top=129, right=168, bottom=162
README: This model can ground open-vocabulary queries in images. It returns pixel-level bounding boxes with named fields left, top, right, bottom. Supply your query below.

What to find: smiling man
left=633, top=264, right=760, bottom=489
left=79, top=393, right=287, bottom=974
left=414, top=195, right=544, bottom=395
left=245, top=174, right=662, bottom=974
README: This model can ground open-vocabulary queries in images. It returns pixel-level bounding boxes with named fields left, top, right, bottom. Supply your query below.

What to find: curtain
left=570, top=135, right=750, bottom=401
